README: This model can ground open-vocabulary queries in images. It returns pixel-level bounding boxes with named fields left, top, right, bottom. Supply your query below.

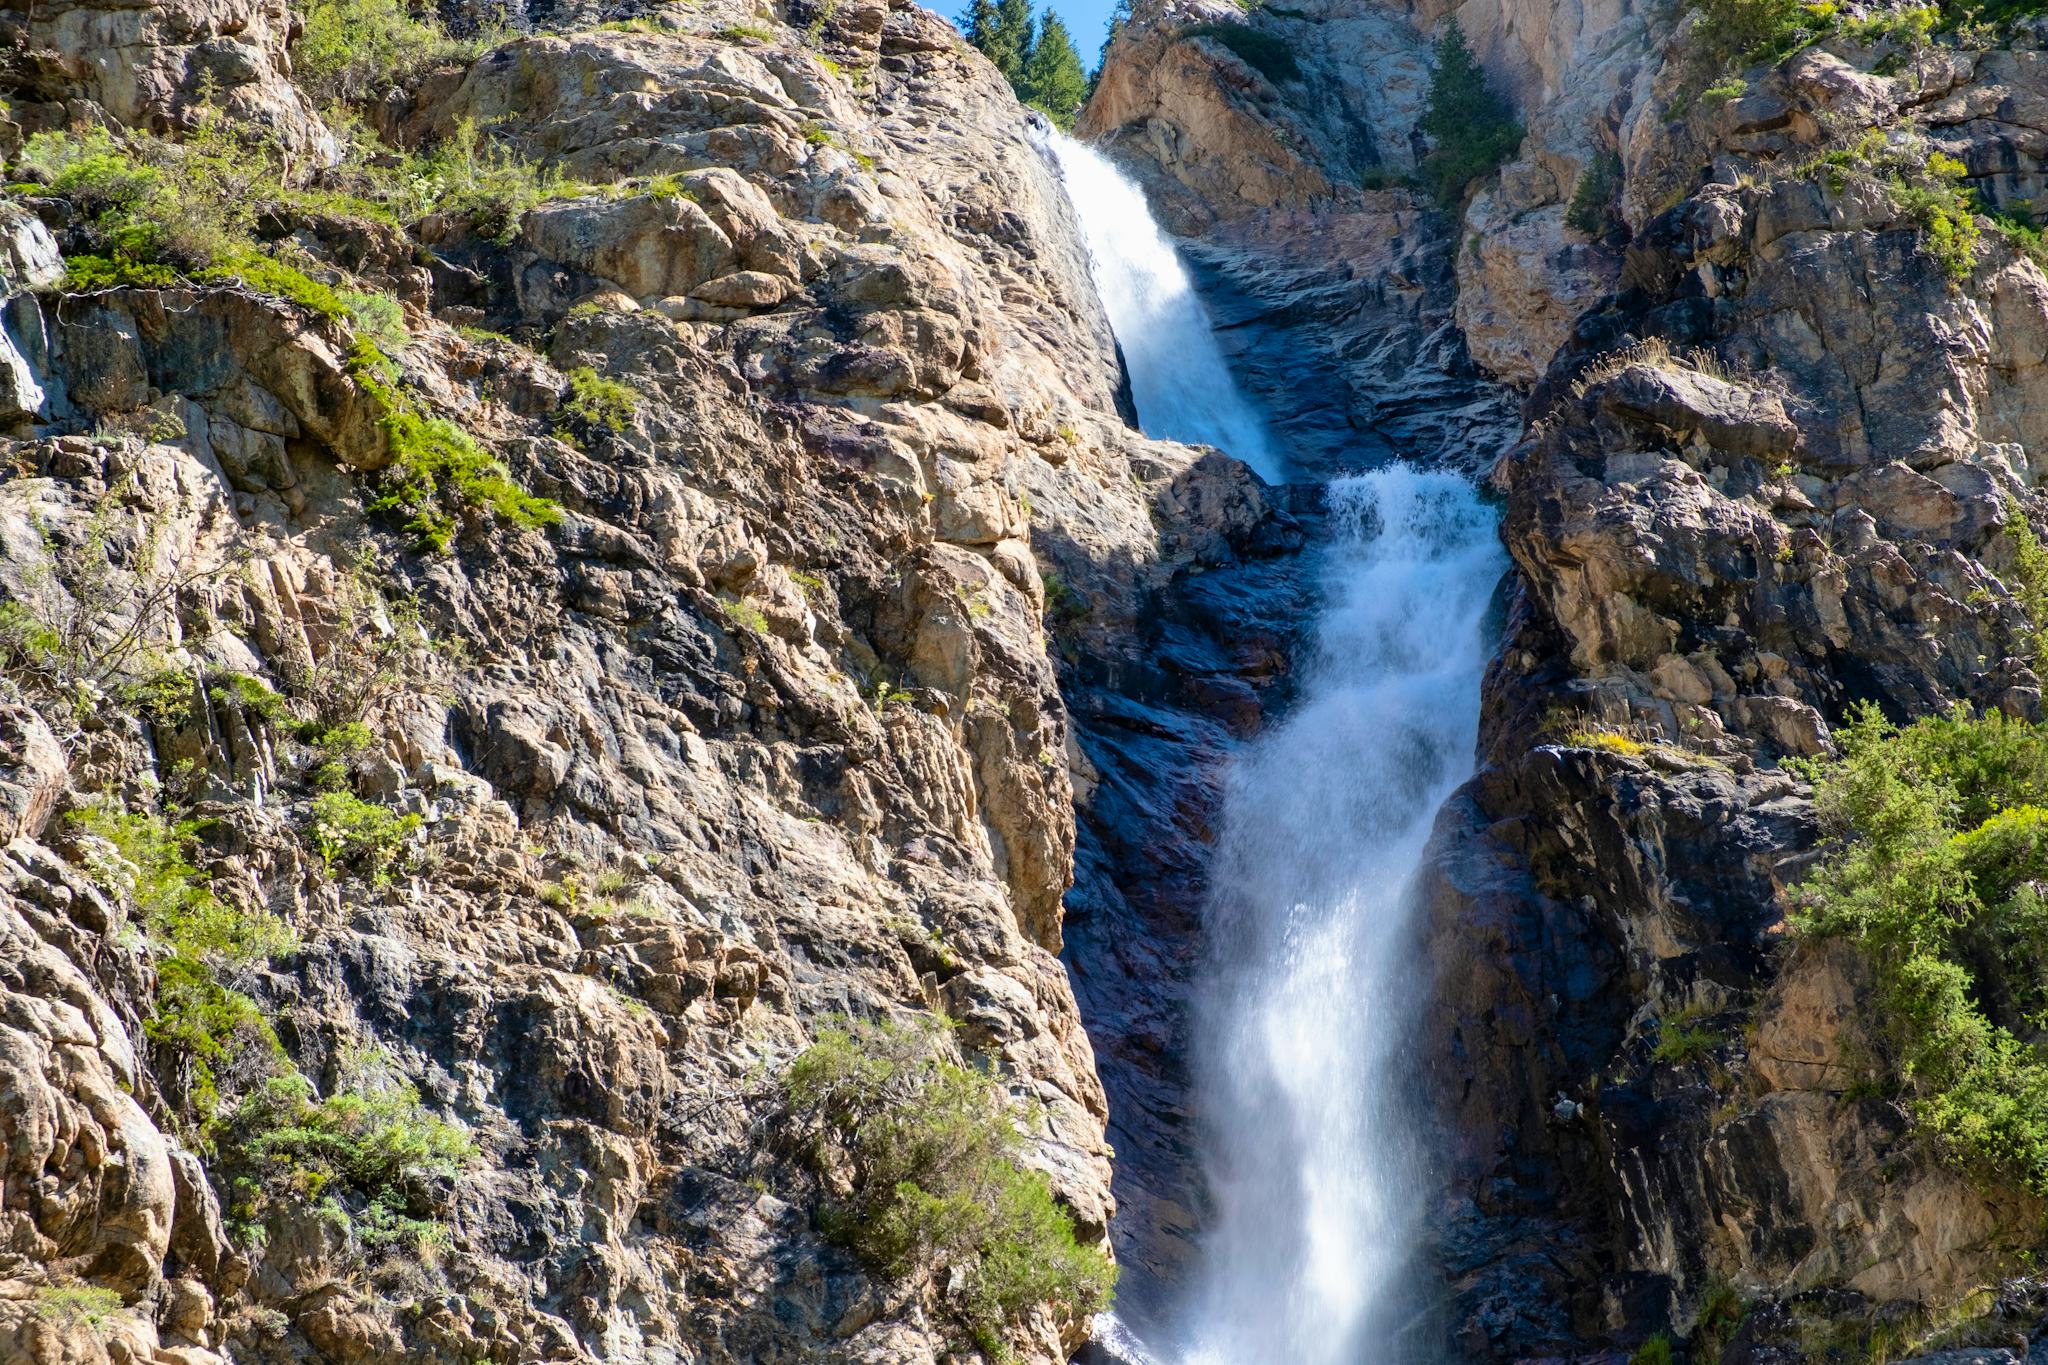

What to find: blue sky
left=939, top=0, right=1121, bottom=71
left=1049, top=0, right=1121, bottom=68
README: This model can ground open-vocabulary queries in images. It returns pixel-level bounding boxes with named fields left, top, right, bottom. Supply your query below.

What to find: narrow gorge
left=10, top=0, right=2048, bottom=1360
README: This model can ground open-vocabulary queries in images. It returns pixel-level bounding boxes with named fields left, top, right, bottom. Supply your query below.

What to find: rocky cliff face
left=1086, top=0, right=2048, bottom=1357
left=0, top=2, right=1297, bottom=1361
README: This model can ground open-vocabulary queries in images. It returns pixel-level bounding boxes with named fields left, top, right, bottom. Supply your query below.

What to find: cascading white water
left=1180, top=469, right=1502, bottom=1365
left=1041, top=132, right=1283, bottom=484
left=1043, top=129, right=1506, bottom=1365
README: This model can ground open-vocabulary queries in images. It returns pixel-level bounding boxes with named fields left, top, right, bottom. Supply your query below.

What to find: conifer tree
left=1020, top=13, right=1088, bottom=128
left=1416, top=19, right=1522, bottom=207
left=959, top=0, right=1031, bottom=80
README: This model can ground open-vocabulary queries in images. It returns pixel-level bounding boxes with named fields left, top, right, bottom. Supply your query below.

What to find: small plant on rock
left=72, top=802, right=295, bottom=1122
left=556, top=366, right=640, bottom=442
left=225, top=1053, right=476, bottom=1259
left=307, top=790, right=421, bottom=885
left=33, top=1284, right=125, bottom=1336
left=784, top=1017, right=1115, bottom=1348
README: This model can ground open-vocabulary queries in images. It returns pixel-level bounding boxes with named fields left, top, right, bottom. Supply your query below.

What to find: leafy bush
left=1992, top=202, right=2048, bottom=271
left=558, top=366, right=640, bottom=439
left=2005, top=495, right=2048, bottom=662
left=1183, top=21, right=1299, bottom=83
left=1794, top=703, right=2048, bottom=1196
left=720, top=597, right=770, bottom=633
left=1688, top=0, right=1829, bottom=75
left=786, top=1019, right=1115, bottom=1345
left=73, top=803, right=294, bottom=1120
left=1651, top=1018, right=1723, bottom=1064
left=351, top=341, right=562, bottom=549
left=227, top=1061, right=475, bottom=1255
left=293, top=0, right=483, bottom=104
left=1795, top=128, right=1982, bottom=282
left=307, top=790, right=421, bottom=884
left=1417, top=21, right=1522, bottom=207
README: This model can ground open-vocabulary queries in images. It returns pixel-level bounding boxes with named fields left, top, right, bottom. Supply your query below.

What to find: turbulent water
left=1180, top=470, right=1502, bottom=1364
left=1040, top=131, right=1283, bottom=483
left=1046, top=131, right=1506, bottom=1365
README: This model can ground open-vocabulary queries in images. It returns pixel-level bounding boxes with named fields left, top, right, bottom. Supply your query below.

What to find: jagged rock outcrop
left=1426, top=21, right=2048, bottom=1364
left=1088, top=0, right=2048, bottom=1356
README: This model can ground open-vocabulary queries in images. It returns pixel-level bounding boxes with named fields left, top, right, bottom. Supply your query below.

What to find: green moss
left=786, top=1018, right=1116, bottom=1345
left=716, top=22, right=778, bottom=40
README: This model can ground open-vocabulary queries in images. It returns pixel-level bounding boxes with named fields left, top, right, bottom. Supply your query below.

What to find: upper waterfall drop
left=1039, top=129, right=1284, bottom=483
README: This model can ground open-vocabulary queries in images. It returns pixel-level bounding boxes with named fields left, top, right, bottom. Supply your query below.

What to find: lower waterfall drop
left=1180, top=469, right=1502, bottom=1365
left=1045, top=129, right=1506, bottom=1364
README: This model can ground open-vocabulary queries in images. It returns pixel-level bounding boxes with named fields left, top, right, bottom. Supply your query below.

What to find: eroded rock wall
left=0, top=3, right=1293, bottom=1362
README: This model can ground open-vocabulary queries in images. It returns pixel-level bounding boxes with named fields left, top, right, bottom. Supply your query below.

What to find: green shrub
left=1183, top=21, right=1299, bottom=82
left=1651, top=1020, right=1722, bottom=1064
left=209, top=672, right=294, bottom=726
left=227, top=1062, right=474, bottom=1255
left=351, top=341, right=562, bottom=549
left=558, top=366, right=639, bottom=438
left=1688, top=0, right=1828, bottom=75
left=2006, top=496, right=2048, bottom=662
left=1565, top=150, right=1622, bottom=237
left=72, top=803, right=294, bottom=1121
left=1417, top=21, right=1522, bottom=207
left=786, top=1018, right=1115, bottom=1344
left=1794, top=703, right=2048, bottom=1198
left=1700, top=75, right=1749, bottom=105
left=307, top=790, right=420, bottom=884
left=720, top=597, right=770, bottom=633
left=1040, top=572, right=1089, bottom=628
left=1629, top=1332, right=1675, bottom=1365
left=33, top=1285, right=124, bottom=1334
left=1992, top=201, right=2048, bottom=271
left=293, top=0, right=481, bottom=105
left=19, top=123, right=556, bottom=547
left=1795, top=129, right=1982, bottom=282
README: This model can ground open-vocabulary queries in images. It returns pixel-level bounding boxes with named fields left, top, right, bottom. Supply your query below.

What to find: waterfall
left=1181, top=469, right=1502, bottom=1364
left=1044, top=131, right=1506, bottom=1365
left=1040, top=131, right=1283, bottom=483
